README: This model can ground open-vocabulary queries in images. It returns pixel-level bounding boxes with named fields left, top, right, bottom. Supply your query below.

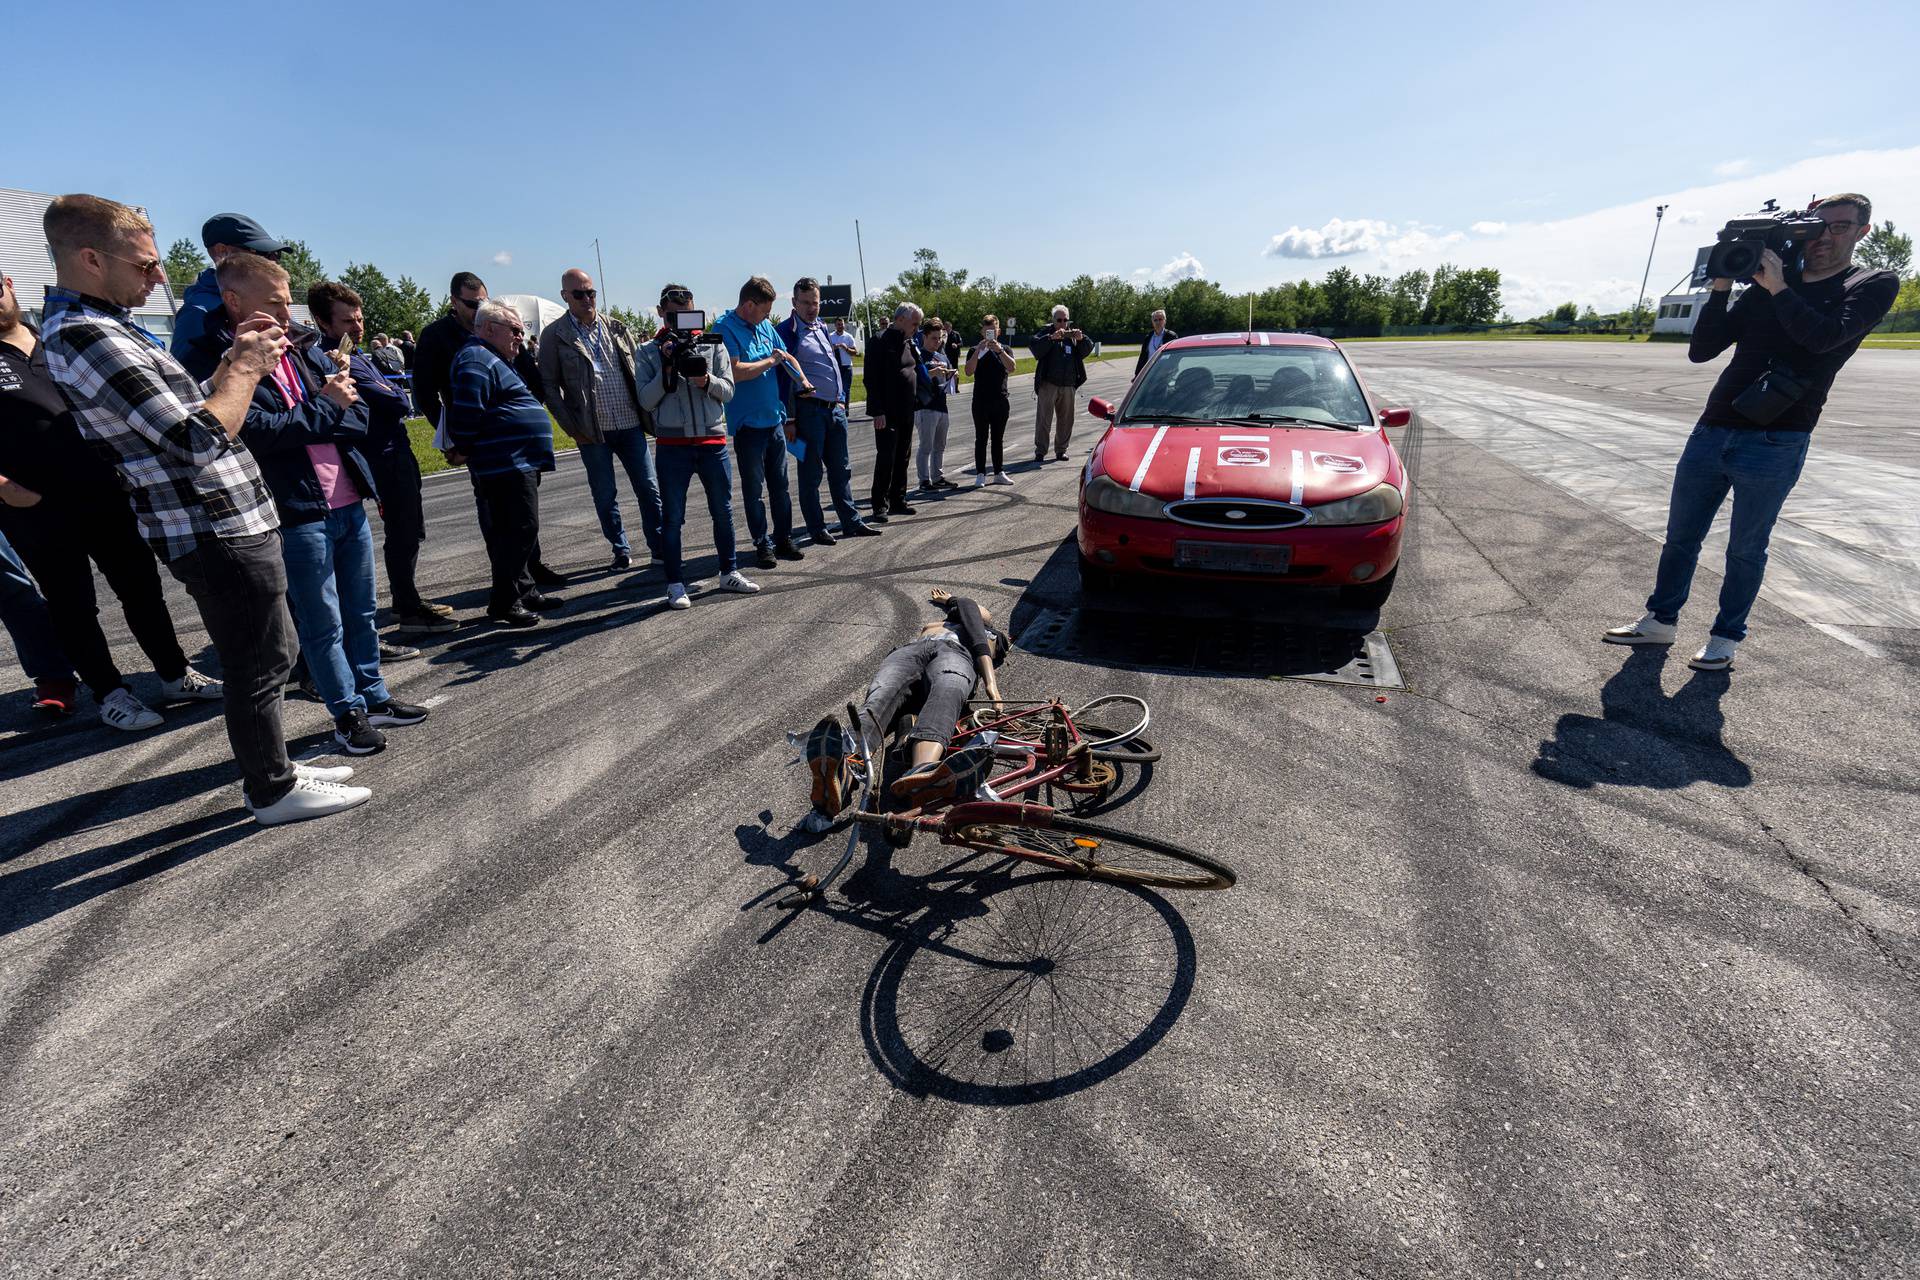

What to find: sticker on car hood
left=1218, top=446, right=1271, bottom=467
left=1313, top=453, right=1366, bottom=475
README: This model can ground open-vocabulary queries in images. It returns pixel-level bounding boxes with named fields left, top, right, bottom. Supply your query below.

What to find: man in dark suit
left=1135, top=309, right=1177, bottom=378
left=863, top=303, right=922, bottom=522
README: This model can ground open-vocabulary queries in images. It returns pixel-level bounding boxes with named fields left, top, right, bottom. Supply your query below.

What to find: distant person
left=178, top=256, right=429, bottom=757
left=449, top=300, right=561, bottom=628
left=0, top=528, right=78, bottom=716
left=863, top=302, right=922, bottom=522
left=398, top=330, right=417, bottom=369
left=1604, top=192, right=1898, bottom=672
left=538, top=267, right=664, bottom=573
left=169, top=212, right=286, bottom=360
left=776, top=277, right=878, bottom=544
left=714, top=275, right=810, bottom=569
left=369, top=333, right=405, bottom=376
left=964, top=314, right=1017, bottom=486
left=914, top=317, right=957, bottom=492
left=309, top=283, right=456, bottom=638
left=1028, top=304, right=1091, bottom=462
left=0, top=270, right=221, bottom=730
left=1135, top=309, right=1176, bottom=378
left=40, top=193, right=369, bottom=823
left=636, top=283, right=759, bottom=609
left=828, top=317, right=858, bottom=406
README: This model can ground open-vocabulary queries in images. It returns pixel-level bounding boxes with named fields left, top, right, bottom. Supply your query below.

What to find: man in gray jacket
left=538, top=268, right=663, bottom=573
left=635, top=284, right=758, bottom=609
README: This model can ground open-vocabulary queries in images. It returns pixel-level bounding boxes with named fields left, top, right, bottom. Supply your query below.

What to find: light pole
left=1632, top=204, right=1667, bottom=339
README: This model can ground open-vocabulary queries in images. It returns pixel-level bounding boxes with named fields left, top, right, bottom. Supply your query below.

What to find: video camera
left=1695, top=199, right=1828, bottom=284
left=659, top=309, right=724, bottom=388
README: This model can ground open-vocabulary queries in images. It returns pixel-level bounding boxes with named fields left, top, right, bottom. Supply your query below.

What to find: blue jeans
left=0, top=528, right=72, bottom=683
left=578, top=428, right=664, bottom=561
left=656, top=443, right=737, bottom=584
left=792, top=398, right=863, bottom=535
left=1647, top=424, right=1811, bottom=643
left=280, top=505, right=390, bottom=718
left=732, top=425, right=793, bottom=551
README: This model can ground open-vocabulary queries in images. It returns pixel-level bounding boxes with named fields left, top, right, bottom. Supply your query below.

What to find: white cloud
left=1672, top=209, right=1705, bottom=225
left=491, top=250, right=513, bottom=266
left=1470, top=221, right=1508, bottom=236
left=1131, top=251, right=1207, bottom=284
left=1381, top=227, right=1466, bottom=263
left=1264, top=218, right=1393, bottom=259
left=1712, top=159, right=1752, bottom=178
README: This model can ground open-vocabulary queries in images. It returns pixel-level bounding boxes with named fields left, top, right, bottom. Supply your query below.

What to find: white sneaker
left=1689, top=636, right=1739, bottom=672
left=158, top=667, right=223, bottom=701
left=1602, top=612, right=1677, bottom=646
left=718, top=570, right=760, bottom=594
left=666, top=582, right=692, bottom=610
left=974, top=473, right=988, bottom=488
left=294, top=761, right=356, bottom=783
left=993, top=471, right=1014, bottom=486
left=246, top=776, right=372, bottom=825
left=100, top=686, right=163, bottom=731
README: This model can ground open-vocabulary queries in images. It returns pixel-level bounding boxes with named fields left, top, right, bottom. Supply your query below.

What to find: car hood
left=1092, top=424, right=1396, bottom=505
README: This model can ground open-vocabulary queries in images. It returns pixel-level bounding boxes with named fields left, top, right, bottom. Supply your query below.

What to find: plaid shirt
left=40, top=286, right=278, bottom=561
left=571, top=313, right=644, bottom=436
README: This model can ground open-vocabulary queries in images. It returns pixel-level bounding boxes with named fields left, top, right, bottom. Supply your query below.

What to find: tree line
left=865, top=249, right=1504, bottom=338
left=166, top=238, right=438, bottom=341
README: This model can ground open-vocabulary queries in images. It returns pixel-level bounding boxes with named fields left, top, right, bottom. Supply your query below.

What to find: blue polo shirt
left=713, top=308, right=788, bottom=432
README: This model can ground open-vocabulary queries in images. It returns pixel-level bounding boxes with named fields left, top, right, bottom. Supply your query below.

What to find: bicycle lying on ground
left=785, top=693, right=1237, bottom=904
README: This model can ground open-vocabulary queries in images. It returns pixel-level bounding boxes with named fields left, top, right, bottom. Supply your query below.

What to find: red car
left=1078, top=332, right=1411, bottom=608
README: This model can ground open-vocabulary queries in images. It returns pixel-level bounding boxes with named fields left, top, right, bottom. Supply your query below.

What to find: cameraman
left=636, top=284, right=759, bottom=609
left=1028, top=303, right=1092, bottom=463
left=1606, top=193, right=1898, bottom=672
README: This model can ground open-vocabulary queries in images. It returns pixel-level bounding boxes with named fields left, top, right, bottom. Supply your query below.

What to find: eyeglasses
left=100, top=250, right=163, bottom=274
left=1814, top=220, right=1860, bottom=238
left=569, top=289, right=596, bottom=300
left=456, top=296, right=484, bottom=309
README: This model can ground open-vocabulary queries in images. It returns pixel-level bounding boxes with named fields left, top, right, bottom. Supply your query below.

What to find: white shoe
left=974, top=473, right=988, bottom=488
left=158, top=667, right=223, bottom=701
left=718, top=570, right=760, bottom=594
left=1689, top=636, right=1739, bottom=672
left=666, top=582, right=692, bottom=610
left=993, top=471, right=1014, bottom=486
left=247, top=776, right=372, bottom=825
left=1602, top=612, right=1677, bottom=646
left=100, top=686, right=163, bottom=731
left=294, top=761, right=356, bottom=783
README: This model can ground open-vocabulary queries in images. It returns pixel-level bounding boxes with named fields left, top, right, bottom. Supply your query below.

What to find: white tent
left=496, top=293, right=566, bottom=337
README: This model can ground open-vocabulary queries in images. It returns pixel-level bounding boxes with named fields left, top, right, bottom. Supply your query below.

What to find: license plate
left=1173, top=541, right=1293, bottom=574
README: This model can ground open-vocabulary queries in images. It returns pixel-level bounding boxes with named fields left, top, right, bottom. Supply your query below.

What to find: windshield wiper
left=1219, top=414, right=1361, bottom=431
left=1119, top=413, right=1216, bottom=424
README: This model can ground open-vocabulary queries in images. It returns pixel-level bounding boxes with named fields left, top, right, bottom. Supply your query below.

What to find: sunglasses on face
left=457, top=296, right=484, bottom=309
left=569, top=289, right=596, bottom=300
left=101, top=250, right=163, bottom=274
left=663, top=290, right=692, bottom=304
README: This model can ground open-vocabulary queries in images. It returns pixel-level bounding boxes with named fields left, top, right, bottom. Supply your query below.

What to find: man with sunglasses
left=1605, top=193, right=1899, bottom=673
left=537, top=268, right=664, bottom=574
left=169, top=212, right=286, bottom=360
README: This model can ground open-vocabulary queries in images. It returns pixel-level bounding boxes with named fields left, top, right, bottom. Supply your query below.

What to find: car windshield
left=1121, top=346, right=1371, bottom=427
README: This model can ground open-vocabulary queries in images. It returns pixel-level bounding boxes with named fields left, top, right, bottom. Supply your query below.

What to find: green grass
left=1860, top=333, right=1920, bottom=349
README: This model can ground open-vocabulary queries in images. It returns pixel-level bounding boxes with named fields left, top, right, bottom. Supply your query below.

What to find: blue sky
left=10, top=0, right=1917, bottom=319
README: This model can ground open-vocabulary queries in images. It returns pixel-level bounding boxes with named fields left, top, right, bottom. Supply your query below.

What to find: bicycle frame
left=951, top=700, right=1106, bottom=803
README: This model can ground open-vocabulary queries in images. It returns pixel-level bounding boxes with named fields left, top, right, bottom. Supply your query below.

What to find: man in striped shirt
left=38, top=194, right=370, bottom=825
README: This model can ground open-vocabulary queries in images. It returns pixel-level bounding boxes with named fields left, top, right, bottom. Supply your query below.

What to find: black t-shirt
left=0, top=335, right=121, bottom=508
left=1692, top=266, right=1899, bottom=431
left=971, top=341, right=1010, bottom=401
left=941, top=596, right=1001, bottom=662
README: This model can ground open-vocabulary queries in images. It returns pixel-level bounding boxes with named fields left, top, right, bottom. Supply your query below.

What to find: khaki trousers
left=1032, top=381, right=1077, bottom=458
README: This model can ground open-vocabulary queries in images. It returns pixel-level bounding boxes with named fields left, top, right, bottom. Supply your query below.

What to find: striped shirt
left=39, top=286, right=278, bottom=562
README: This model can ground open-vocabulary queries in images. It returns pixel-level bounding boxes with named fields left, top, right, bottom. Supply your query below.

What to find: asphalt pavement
left=2, top=344, right=1916, bottom=1278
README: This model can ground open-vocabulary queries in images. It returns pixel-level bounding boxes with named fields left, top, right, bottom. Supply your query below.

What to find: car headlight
left=1083, top=474, right=1169, bottom=520
left=1309, top=482, right=1404, bottom=526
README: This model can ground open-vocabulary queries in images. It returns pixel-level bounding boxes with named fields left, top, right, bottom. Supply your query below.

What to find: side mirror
left=1378, top=407, right=1411, bottom=429
left=1088, top=397, right=1115, bottom=421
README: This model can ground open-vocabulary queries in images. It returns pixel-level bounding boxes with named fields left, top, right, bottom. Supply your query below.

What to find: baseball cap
left=201, top=213, right=287, bottom=255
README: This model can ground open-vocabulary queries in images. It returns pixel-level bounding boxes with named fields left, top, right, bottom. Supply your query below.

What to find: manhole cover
left=1016, top=608, right=1403, bottom=689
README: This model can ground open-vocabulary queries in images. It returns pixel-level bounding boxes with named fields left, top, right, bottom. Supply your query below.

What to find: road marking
left=1810, top=622, right=1890, bottom=659
left=1184, top=448, right=1201, bottom=499
left=1290, top=449, right=1305, bottom=503
left=1129, top=425, right=1170, bottom=492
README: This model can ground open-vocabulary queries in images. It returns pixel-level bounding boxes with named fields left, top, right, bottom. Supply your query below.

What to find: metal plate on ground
left=1016, top=607, right=1404, bottom=689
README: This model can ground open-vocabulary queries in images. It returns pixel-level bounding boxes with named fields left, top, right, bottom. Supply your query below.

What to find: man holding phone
left=1029, top=303, right=1092, bottom=463
left=776, top=278, right=879, bottom=544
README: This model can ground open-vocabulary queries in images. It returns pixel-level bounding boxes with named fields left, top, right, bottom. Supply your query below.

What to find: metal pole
left=855, top=219, right=873, bottom=335
left=1632, top=205, right=1667, bottom=339
left=591, top=237, right=608, bottom=308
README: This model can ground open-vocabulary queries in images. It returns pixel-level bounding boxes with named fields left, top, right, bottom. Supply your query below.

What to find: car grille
left=1165, top=499, right=1309, bottom=530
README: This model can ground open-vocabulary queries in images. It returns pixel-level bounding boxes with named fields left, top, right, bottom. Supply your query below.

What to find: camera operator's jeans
left=656, top=442, right=737, bottom=585
left=732, top=425, right=793, bottom=551
left=793, top=398, right=863, bottom=536
left=1646, top=424, right=1811, bottom=643
left=578, top=428, right=664, bottom=563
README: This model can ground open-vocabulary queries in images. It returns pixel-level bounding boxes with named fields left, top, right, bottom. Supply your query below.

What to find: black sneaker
left=488, top=605, right=540, bottom=628
left=393, top=608, right=457, bottom=634
left=755, top=546, right=779, bottom=569
left=366, top=698, right=429, bottom=727
left=1054, top=451, right=1068, bottom=461
left=379, top=639, right=422, bottom=662
left=775, top=540, right=805, bottom=562
left=333, top=708, right=387, bottom=755
left=869, top=513, right=889, bottom=525
left=808, top=529, right=838, bottom=546
left=610, top=550, right=632, bottom=572
left=889, top=502, right=917, bottom=516
left=843, top=523, right=882, bottom=537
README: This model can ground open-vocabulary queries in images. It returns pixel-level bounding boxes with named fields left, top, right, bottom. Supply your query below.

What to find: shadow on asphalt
left=1531, top=647, right=1750, bottom=790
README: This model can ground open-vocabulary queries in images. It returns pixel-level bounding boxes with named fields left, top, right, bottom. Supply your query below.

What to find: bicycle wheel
left=1074, top=726, right=1162, bottom=765
left=1070, top=695, right=1150, bottom=749
left=953, top=814, right=1236, bottom=890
